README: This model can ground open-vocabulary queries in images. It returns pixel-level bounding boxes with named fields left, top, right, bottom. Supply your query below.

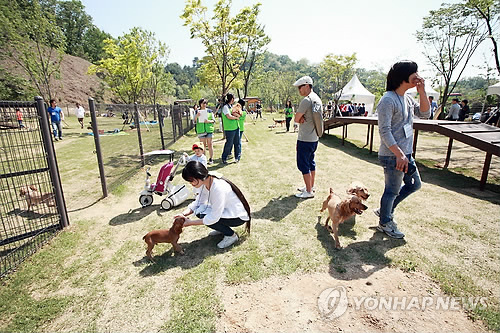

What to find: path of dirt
left=219, top=268, right=487, bottom=333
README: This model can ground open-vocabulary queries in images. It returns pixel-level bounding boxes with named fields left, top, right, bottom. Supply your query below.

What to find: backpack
left=311, top=99, right=324, bottom=138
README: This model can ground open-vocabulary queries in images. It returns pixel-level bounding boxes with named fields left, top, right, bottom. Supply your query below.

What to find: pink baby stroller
left=139, top=153, right=190, bottom=210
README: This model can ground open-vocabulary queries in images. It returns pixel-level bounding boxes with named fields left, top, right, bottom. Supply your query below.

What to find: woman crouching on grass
left=177, top=161, right=251, bottom=249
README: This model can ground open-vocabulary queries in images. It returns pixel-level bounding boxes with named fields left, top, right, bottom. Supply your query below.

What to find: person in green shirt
left=284, top=100, right=294, bottom=132
left=236, top=99, right=247, bottom=151
left=194, top=98, right=215, bottom=164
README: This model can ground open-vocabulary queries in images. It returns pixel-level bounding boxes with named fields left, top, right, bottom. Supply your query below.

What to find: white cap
left=293, top=76, right=313, bottom=86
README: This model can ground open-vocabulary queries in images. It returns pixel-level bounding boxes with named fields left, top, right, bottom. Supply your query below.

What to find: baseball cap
left=293, top=76, right=313, bottom=86
left=192, top=142, right=204, bottom=151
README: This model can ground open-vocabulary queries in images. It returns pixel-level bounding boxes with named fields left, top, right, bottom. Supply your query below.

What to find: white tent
left=407, top=86, right=440, bottom=100
left=487, top=82, right=500, bottom=96
left=335, top=75, right=376, bottom=114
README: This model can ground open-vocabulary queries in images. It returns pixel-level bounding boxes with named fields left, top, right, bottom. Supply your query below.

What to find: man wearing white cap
left=293, top=75, right=322, bottom=198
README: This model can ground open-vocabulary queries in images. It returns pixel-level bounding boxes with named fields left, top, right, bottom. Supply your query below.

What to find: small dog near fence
left=143, top=216, right=185, bottom=261
left=19, top=185, right=55, bottom=211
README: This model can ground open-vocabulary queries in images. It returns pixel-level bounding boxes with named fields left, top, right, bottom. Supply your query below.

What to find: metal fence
left=88, top=101, right=194, bottom=195
left=0, top=99, right=68, bottom=277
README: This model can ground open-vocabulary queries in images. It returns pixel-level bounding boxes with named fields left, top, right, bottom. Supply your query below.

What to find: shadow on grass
left=109, top=200, right=191, bottom=226
left=315, top=222, right=406, bottom=280
left=321, top=133, right=500, bottom=203
left=252, top=194, right=301, bottom=222
left=136, top=233, right=250, bottom=276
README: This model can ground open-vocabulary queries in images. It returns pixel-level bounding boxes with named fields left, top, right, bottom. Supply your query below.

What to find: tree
left=235, top=4, right=270, bottom=98
left=0, top=0, right=65, bottom=101
left=81, top=25, right=113, bottom=64
left=465, top=0, right=500, bottom=75
left=181, top=0, right=269, bottom=99
left=416, top=3, right=488, bottom=111
left=89, top=28, right=158, bottom=104
left=56, top=0, right=92, bottom=58
left=318, top=53, right=357, bottom=111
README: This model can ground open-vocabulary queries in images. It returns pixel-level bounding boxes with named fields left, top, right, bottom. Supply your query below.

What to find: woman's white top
left=188, top=177, right=249, bottom=225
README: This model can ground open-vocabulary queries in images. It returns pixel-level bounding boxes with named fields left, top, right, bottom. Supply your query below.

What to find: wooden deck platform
left=324, top=116, right=500, bottom=190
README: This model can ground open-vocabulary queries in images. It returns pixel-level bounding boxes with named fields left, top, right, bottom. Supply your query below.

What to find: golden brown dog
left=346, top=181, right=370, bottom=201
left=143, top=217, right=185, bottom=260
left=320, top=188, right=368, bottom=249
left=19, top=185, right=55, bottom=211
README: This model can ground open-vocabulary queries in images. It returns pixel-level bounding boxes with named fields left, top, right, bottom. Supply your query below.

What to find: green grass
left=1, top=116, right=499, bottom=332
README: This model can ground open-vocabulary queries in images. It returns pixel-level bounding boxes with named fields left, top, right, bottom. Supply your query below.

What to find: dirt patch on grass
left=219, top=268, right=487, bottom=333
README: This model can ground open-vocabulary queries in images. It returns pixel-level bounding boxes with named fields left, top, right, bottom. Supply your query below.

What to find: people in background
left=194, top=98, right=215, bottom=164
left=284, top=100, right=294, bottom=131
left=458, top=99, right=469, bottom=121
left=75, top=102, right=85, bottom=129
left=446, top=98, right=460, bottom=121
left=47, top=99, right=64, bottom=141
left=428, top=96, right=438, bottom=120
left=221, top=93, right=241, bottom=164
left=15, top=108, right=25, bottom=129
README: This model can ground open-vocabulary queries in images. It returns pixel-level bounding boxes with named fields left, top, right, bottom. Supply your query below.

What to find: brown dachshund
left=346, top=181, right=370, bottom=201
left=143, top=217, right=185, bottom=260
left=19, top=185, right=55, bottom=211
left=320, top=188, right=368, bottom=249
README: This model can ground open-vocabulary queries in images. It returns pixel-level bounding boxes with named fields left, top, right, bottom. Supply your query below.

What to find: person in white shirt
left=75, top=102, right=85, bottom=129
left=177, top=161, right=251, bottom=249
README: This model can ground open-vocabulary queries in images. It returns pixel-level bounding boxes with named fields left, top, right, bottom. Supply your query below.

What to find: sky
left=80, top=0, right=497, bottom=82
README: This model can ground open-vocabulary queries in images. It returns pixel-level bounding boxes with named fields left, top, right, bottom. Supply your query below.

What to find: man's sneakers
left=295, top=191, right=314, bottom=199
left=217, top=233, right=238, bottom=249
left=376, top=221, right=405, bottom=239
left=374, top=207, right=404, bottom=238
left=208, top=158, right=213, bottom=165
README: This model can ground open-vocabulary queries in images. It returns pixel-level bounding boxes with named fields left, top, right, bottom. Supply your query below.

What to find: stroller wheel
left=161, top=198, right=174, bottom=210
left=139, top=195, right=153, bottom=207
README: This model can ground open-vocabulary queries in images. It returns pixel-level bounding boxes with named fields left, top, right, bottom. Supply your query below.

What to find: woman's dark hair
left=286, top=100, right=292, bottom=108
left=386, top=61, right=418, bottom=91
left=198, top=98, right=207, bottom=107
left=182, top=161, right=251, bottom=233
left=224, top=93, right=234, bottom=106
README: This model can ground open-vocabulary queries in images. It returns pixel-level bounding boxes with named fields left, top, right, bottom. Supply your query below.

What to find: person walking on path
left=284, top=100, right=294, bottom=132
left=75, top=102, right=85, bottom=129
left=375, top=60, right=430, bottom=239
left=47, top=99, right=64, bottom=141
left=293, top=75, right=322, bottom=199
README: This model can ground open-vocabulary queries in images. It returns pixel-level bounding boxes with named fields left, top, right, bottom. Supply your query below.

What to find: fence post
left=88, top=98, right=108, bottom=198
left=35, top=96, right=69, bottom=228
left=134, top=102, right=145, bottom=166
left=158, top=104, right=165, bottom=150
left=171, top=104, right=176, bottom=142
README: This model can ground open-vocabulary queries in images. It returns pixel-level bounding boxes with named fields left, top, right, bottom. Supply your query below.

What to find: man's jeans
left=222, top=129, right=241, bottom=162
left=379, top=154, right=421, bottom=225
left=51, top=121, right=62, bottom=138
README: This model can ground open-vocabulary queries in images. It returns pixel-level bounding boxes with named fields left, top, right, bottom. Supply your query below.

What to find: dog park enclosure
left=0, top=99, right=68, bottom=277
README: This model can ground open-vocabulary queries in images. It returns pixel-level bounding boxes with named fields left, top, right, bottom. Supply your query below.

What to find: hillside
left=1, top=53, right=113, bottom=105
